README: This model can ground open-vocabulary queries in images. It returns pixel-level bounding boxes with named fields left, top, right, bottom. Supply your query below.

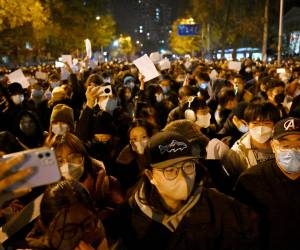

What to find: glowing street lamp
left=96, top=16, right=101, bottom=21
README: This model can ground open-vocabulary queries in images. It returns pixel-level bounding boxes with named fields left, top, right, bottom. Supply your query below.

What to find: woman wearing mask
left=124, top=131, right=261, bottom=250
left=183, top=96, right=216, bottom=139
left=26, top=180, right=108, bottom=250
left=44, top=104, right=74, bottom=145
left=231, top=101, right=280, bottom=170
left=116, top=119, right=153, bottom=192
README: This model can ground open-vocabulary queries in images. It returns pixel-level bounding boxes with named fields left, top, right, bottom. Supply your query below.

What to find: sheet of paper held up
left=61, top=55, right=73, bottom=67
left=133, top=54, right=160, bottom=82
left=7, top=69, right=29, bottom=88
left=228, top=61, right=242, bottom=72
left=85, top=39, right=92, bottom=59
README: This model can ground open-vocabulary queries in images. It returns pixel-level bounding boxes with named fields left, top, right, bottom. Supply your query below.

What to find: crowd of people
left=0, top=56, right=300, bottom=250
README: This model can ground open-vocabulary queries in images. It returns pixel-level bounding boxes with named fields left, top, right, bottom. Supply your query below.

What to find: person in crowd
left=218, top=101, right=249, bottom=147
left=0, top=85, right=12, bottom=131
left=214, top=87, right=238, bottom=129
left=145, top=84, right=174, bottom=129
left=181, top=96, right=216, bottom=138
left=265, top=78, right=287, bottom=118
left=166, top=85, right=196, bottom=123
left=0, top=131, right=27, bottom=156
left=26, top=180, right=108, bottom=250
left=44, top=104, right=75, bottom=144
left=232, top=74, right=253, bottom=102
left=13, top=110, right=46, bottom=148
left=231, top=101, right=280, bottom=170
left=234, top=117, right=300, bottom=250
left=124, top=131, right=261, bottom=250
left=25, top=81, right=50, bottom=130
left=116, top=119, right=153, bottom=191
left=75, top=74, right=121, bottom=173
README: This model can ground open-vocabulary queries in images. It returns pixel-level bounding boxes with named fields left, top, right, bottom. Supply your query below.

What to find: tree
left=169, top=18, right=202, bottom=55
left=0, top=0, right=48, bottom=31
left=0, top=0, right=49, bottom=64
left=189, top=0, right=264, bottom=58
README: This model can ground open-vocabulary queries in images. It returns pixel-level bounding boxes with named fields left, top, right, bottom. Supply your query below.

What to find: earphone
left=184, top=96, right=196, bottom=122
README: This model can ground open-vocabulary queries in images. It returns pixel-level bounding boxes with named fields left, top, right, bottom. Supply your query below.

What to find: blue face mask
left=198, top=82, right=208, bottom=90
left=276, top=149, right=300, bottom=173
left=161, top=86, right=170, bottom=94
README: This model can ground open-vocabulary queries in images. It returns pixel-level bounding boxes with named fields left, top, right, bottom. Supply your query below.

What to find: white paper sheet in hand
left=7, top=69, right=29, bottom=88
left=228, top=61, right=241, bottom=72
left=85, top=39, right=92, bottom=59
left=133, top=54, right=160, bottom=82
left=159, top=58, right=171, bottom=71
left=61, top=55, right=73, bottom=67
left=35, top=71, right=48, bottom=80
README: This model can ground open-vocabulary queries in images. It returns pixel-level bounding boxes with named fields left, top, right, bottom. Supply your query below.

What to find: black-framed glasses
left=57, top=215, right=98, bottom=240
left=156, top=160, right=197, bottom=180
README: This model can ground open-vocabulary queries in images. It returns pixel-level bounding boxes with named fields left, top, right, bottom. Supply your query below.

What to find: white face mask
left=155, top=93, right=163, bottom=103
left=51, top=123, right=69, bottom=135
left=60, top=162, right=84, bottom=181
left=151, top=168, right=196, bottom=202
left=238, top=124, right=249, bottom=133
left=131, top=138, right=148, bottom=155
left=249, top=126, right=273, bottom=144
left=11, top=94, right=24, bottom=105
left=195, top=113, right=211, bottom=128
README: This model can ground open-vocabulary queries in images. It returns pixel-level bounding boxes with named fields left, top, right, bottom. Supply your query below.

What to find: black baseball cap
left=146, top=131, right=199, bottom=169
left=273, top=117, right=300, bottom=139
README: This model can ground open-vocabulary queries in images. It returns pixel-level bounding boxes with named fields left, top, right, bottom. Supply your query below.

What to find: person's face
left=225, top=98, right=238, bottom=110
left=48, top=204, right=103, bottom=250
left=55, top=144, right=84, bottom=168
left=233, top=77, right=244, bottom=92
left=19, top=115, right=36, bottom=135
left=129, top=126, right=148, bottom=143
left=148, top=160, right=196, bottom=207
left=271, top=134, right=300, bottom=178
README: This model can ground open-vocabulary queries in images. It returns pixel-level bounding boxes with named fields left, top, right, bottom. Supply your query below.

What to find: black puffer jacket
left=125, top=187, right=262, bottom=250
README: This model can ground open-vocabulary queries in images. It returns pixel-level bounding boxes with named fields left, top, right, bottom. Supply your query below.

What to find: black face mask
left=274, top=93, right=285, bottom=104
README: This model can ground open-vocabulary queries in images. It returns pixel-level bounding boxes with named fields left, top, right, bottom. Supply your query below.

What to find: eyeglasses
left=57, top=216, right=98, bottom=240
left=155, top=160, right=197, bottom=180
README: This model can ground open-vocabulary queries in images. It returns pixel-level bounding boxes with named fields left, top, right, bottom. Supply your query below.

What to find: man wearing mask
left=234, top=117, right=300, bottom=250
left=125, top=131, right=261, bottom=250
left=231, top=101, right=280, bottom=170
left=265, top=79, right=287, bottom=118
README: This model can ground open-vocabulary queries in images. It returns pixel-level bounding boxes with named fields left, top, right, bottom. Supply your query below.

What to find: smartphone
left=1, top=147, right=61, bottom=190
left=98, top=85, right=112, bottom=97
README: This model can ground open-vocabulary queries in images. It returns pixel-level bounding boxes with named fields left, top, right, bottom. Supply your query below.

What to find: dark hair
left=85, top=73, right=103, bottom=88
left=265, top=78, right=285, bottom=92
left=196, top=72, right=210, bottom=82
left=182, top=96, right=208, bottom=112
left=218, top=87, right=236, bottom=107
left=127, top=119, right=153, bottom=139
left=40, top=180, right=94, bottom=227
left=244, top=101, right=280, bottom=123
left=45, top=133, right=96, bottom=181
left=178, top=85, right=196, bottom=100
left=0, top=131, right=26, bottom=154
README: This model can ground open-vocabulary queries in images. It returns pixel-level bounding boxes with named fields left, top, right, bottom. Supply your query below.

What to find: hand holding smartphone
left=1, top=147, right=61, bottom=190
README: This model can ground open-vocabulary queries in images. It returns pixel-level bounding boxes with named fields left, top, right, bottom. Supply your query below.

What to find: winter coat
left=234, top=159, right=300, bottom=250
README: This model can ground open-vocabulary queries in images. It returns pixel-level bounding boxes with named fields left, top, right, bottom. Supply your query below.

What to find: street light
left=96, top=16, right=101, bottom=21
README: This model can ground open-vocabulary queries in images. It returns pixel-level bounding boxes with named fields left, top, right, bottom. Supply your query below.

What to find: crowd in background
left=0, top=56, right=300, bottom=250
